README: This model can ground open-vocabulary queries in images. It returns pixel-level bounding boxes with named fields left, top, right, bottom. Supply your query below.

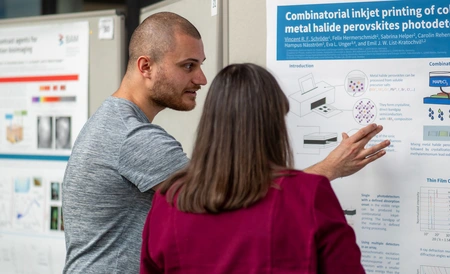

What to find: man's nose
left=193, top=68, right=207, bottom=86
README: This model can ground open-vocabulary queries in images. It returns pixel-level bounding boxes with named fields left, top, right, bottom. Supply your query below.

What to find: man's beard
left=151, top=72, right=198, bottom=111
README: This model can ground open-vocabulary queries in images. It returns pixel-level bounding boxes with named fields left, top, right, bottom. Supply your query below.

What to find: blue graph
left=17, top=199, right=40, bottom=219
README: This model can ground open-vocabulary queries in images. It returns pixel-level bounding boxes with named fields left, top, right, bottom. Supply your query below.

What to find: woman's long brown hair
left=159, top=63, right=294, bottom=213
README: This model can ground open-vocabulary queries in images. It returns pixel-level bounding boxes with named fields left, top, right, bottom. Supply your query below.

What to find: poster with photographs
left=0, top=21, right=88, bottom=158
left=0, top=21, right=88, bottom=274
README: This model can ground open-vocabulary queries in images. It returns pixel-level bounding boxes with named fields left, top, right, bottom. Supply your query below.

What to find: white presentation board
left=0, top=10, right=126, bottom=273
left=266, top=0, right=450, bottom=273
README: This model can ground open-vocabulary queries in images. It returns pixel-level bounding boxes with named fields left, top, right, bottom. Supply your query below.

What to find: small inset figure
left=50, top=206, right=59, bottom=230
left=37, top=116, right=53, bottom=149
left=55, top=116, right=71, bottom=149
left=51, top=182, right=60, bottom=201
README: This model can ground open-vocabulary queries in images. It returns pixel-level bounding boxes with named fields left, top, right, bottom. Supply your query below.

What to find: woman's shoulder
left=151, top=190, right=173, bottom=212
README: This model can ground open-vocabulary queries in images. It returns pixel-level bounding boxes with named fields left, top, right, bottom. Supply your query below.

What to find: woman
left=140, top=63, right=365, bottom=274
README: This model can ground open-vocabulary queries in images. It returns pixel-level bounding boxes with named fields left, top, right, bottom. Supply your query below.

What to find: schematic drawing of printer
left=288, top=73, right=342, bottom=118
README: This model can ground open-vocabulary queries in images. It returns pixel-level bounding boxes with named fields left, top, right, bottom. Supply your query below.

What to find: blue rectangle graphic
left=277, top=0, right=450, bottom=60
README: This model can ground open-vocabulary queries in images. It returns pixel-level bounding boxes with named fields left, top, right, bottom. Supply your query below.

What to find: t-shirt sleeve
left=313, top=178, right=365, bottom=274
left=118, top=126, right=189, bottom=192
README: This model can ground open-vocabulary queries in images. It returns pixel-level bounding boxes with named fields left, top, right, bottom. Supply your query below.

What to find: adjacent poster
left=267, top=0, right=450, bottom=273
left=0, top=22, right=89, bottom=273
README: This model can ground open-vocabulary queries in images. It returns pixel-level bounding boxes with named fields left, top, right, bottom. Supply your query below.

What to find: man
left=62, top=12, right=389, bottom=274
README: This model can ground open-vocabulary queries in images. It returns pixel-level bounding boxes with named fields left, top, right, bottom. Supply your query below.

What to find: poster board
left=0, top=10, right=126, bottom=274
left=265, top=0, right=449, bottom=273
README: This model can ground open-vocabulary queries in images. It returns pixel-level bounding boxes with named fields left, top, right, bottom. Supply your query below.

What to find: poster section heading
left=277, top=1, right=450, bottom=60
left=0, top=35, right=80, bottom=56
left=0, top=36, right=37, bottom=55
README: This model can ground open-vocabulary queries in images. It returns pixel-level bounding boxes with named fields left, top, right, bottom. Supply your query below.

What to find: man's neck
left=113, top=84, right=164, bottom=122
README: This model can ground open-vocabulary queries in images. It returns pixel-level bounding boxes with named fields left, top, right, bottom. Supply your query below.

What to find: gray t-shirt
left=62, top=97, right=189, bottom=274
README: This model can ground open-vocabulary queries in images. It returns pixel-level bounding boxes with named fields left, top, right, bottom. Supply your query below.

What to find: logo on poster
left=58, top=34, right=79, bottom=45
left=58, top=34, right=64, bottom=46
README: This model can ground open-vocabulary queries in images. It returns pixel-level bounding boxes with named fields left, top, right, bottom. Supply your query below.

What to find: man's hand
left=304, top=123, right=390, bottom=181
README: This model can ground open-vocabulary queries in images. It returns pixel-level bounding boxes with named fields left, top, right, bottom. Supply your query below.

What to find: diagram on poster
left=424, top=71, right=450, bottom=105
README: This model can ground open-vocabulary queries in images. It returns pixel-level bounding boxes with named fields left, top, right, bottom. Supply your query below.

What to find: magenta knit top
left=140, top=170, right=365, bottom=274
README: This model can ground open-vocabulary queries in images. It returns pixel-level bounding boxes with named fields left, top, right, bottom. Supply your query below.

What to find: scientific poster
left=267, top=0, right=450, bottom=273
left=0, top=21, right=89, bottom=273
left=0, top=21, right=88, bottom=158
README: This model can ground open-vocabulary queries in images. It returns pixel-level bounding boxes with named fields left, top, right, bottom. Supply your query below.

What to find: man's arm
left=304, top=123, right=390, bottom=181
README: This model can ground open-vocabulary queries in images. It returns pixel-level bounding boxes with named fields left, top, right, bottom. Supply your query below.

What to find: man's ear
left=136, top=56, right=152, bottom=79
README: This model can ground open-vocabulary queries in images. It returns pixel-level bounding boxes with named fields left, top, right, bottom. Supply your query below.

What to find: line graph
left=16, top=199, right=40, bottom=219
left=420, top=187, right=450, bottom=232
